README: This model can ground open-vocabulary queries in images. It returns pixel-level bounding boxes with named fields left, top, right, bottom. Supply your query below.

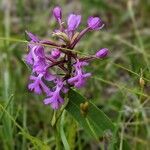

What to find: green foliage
left=0, top=0, right=150, bottom=149
left=66, top=89, right=115, bottom=138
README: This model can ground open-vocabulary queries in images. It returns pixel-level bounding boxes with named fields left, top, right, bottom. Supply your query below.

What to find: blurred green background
left=0, top=0, right=150, bottom=149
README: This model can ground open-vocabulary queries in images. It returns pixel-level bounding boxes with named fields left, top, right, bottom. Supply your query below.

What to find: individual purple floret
left=96, top=48, right=109, bottom=58
left=87, top=16, right=104, bottom=30
left=26, top=31, right=40, bottom=42
left=53, top=6, right=62, bottom=23
left=68, top=60, right=91, bottom=88
left=28, top=74, right=50, bottom=95
left=25, top=32, right=40, bottom=65
left=25, top=32, right=45, bottom=65
left=26, top=45, right=48, bottom=74
left=51, top=49, right=61, bottom=59
left=67, top=14, right=81, bottom=31
left=44, top=79, right=64, bottom=109
left=25, top=6, right=108, bottom=110
left=33, top=57, right=47, bottom=74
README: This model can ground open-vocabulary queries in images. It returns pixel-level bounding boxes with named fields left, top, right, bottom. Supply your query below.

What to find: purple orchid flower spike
left=87, top=16, right=104, bottom=30
left=67, top=14, right=81, bottom=31
left=43, top=79, right=64, bottom=109
left=96, top=48, right=109, bottom=58
left=25, top=7, right=108, bottom=110
left=53, top=6, right=62, bottom=24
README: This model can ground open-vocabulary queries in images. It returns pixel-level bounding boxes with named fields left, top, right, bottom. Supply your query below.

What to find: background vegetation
left=0, top=0, right=149, bottom=149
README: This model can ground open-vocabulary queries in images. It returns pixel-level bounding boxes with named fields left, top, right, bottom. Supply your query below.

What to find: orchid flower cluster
left=25, top=6, right=108, bottom=110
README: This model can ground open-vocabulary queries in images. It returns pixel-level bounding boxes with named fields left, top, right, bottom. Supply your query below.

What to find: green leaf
left=66, top=89, right=131, bottom=150
left=65, top=89, right=115, bottom=139
left=60, top=111, right=70, bottom=150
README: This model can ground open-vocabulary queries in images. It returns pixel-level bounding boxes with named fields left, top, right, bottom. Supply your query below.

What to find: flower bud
left=139, top=77, right=145, bottom=87
left=87, top=16, right=104, bottom=30
left=80, top=101, right=89, bottom=117
left=26, top=31, right=39, bottom=42
left=53, top=31, right=70, bottom=43
left=51, top=49, right=61, bottom=59
left=96, top=48, right=108, bottom=58
left=67, top=14, right=81, bottom=31
left=53, top=6, right=62, bottom=22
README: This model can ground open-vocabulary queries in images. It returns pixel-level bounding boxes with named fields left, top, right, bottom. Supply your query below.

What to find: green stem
left=53, top=123, right=61, bottom=150
left=66, top=52, right=72, bottom=80
left=60, top=110, right=70, bottom=150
